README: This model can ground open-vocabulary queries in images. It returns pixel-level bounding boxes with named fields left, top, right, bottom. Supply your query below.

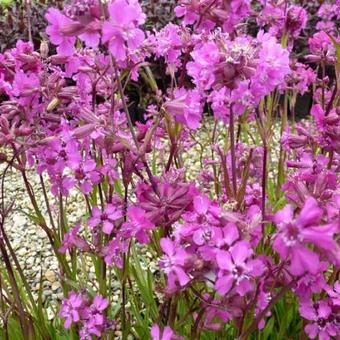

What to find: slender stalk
left=229, top=107, right=237, bottom=196
left=276, top=92, right=288, bottom=198
left=59, top=193, right=66, bottom=236
left=0, top=238, right=33, bottom=338
left=217, top=148, right=233, bottom=199
left=25, top=0, right=33, bottom=44
left=325, top=84, right=337, bottom=116
left=112, top=57, right=160, bottom=196
left=261, top=140, right=267, bottom=226
left=113, top=59, right=139, bottom=149
left=121, top=184, right=129, bottom=340
left=166, top=142, right=177, bottom=172
left=39, top=175, right=57, bottom=231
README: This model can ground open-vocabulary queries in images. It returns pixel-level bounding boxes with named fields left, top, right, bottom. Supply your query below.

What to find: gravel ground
left=1, top=167, right=85, bottom=319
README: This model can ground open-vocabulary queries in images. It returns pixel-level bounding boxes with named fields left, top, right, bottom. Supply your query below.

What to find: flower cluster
left=59, top=292, right=110, bottom=339
left=0, top=0, right=339, bottom=339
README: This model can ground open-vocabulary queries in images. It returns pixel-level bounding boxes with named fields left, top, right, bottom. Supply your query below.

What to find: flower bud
left=60, top=22, right=85, bottom=36
left=46, top=97, right=60, bottom=112
left=72, top=124, right=96, bottom=139
left=16, top=53, right=37, bottom=64
left=43, top=113, right=61, bottom=123
left=49, top=55, right=69, bottom=64
left=15, top=126, right=33, bottom=136
left=40, top=40, right=49, bottom=59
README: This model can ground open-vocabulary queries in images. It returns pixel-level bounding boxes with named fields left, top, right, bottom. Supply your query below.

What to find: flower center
left=282, top=223, right=302, bottom=246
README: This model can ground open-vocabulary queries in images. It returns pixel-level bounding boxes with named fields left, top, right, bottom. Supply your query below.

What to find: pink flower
left=12, top=71, right=40, bottom=106
left=102, top=236, right=129, bottom=268
left=164, top=88, right=203, bottom=129
left=88, top=204, right=123, bottom=234
left=102, top=0, right=145, bottom=61
left=151, top=324, right=181, bottom=340
left=215, top=241, right=264, bottom=296
left=59, top=291, right=84, bottom=328
left=80, top=295, right=109, bottom=339
left=136, top=180, right=196, bottom=226
left=122, top=206, right=155, bottom=244
left=159, top=238, right=190, bottom=292
left=308, top=32, right=333, bottom=57
left=45, top=8, right=76, bottom=56
left=326, top=281, right=340, bottom=306
left=59, top=224, right=91, bottom=253
left=153, top=23, right=183, bottom=68
left=174, top=1, right=215, bottom=30
left=209, top=87, right=232, bottom=123
left=252, top=35, right=290, bottom=97
left=71, top=159, right=101, bottom=194
left=299, top=300, right=337, bottom=340
left=187, top=42, right=220, bottom=90
left=273, top=197, right=338, bottom=275
left=50, top=174, right=75, bottom=197
left=286, top=6, right=307, bottom=38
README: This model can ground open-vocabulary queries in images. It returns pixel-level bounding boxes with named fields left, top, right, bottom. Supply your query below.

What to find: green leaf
left=130, top=249, right=159, bottom=321
left=0, top=0, right=14, bottom=6
left=262, top=317, right=275, bottom=340
left=7, top=317, right=25, bottom=340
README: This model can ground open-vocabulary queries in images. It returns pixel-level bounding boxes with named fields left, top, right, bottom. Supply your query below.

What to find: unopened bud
left=78, top=66, right=95, bottom=73
left=43, top=113, right=61, bottom=123
left=16, top=53, right=37, bottom=64
left=60, top=22, right=85, bottom=36
left=304, top=54, right=322, bottom=63
left=46, top=97, right=60, bottom=112
left=40, top=40, right=49, bottom=59
left=72, top=124, right=96, bottom=139
left=49, top=55, right=69, bottom=64
left=15, top=126, right=33, bottom=136
left=21, top=88, right=39, bottom=96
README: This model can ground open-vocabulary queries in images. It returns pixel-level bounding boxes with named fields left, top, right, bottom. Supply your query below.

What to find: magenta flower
left=273, top=197, right=338, bottom=275
left=122, top=206, right=155, bottom=244
left=71, top=159, right=101, bottom=194
left=80, top=295, right=109, bottom=339
left=136, top=180, right=196, bottom=225
left=151, top=324, right=181, bottom=340
left=294, top=262, right=328, bottom=298
left=326, top=281, right=340, bottom=306
left=214, top=223, right=240, bottom=249
left=102, top=236, right=129, bottom=268
left=59, top=291, right=84, bottom=328
left=91, top=295, right=109, bottom=312
left=78, top=21, right=102, bottom=49
left=159, top=238, right=190, bottom=292
left=50, top=174, right=75, bottom=197
left=299, top=300, right=337, bottom=340
left=102, top=0, right=145, bottom=61
left=215, top=241, right=264, bottom=296
left=286, top=6, right=307, bottom=38
left=164, top=88, right=203, bottom=129
left=187, top=42, right=220, bottom=90
left=88, top=204, right=122, bottom=235
left=59, top=224, right=91, bottom=253
left=252, top=35, right=290, bottom=97
left=12, top=71, right=40, bottom=106
left=45, top=8, right=76, bottom=56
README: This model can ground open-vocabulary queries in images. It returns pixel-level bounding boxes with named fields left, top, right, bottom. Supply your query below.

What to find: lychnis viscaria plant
left=0, top=0, right=339, bottom=339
